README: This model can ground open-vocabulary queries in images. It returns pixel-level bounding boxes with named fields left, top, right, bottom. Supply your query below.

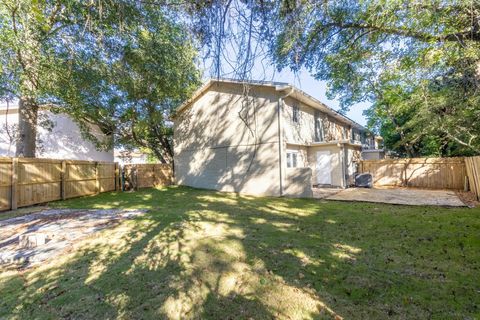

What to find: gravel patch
left=0, top=208, right=147, bottom=267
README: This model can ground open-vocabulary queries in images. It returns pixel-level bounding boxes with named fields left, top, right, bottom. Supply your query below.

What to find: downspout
left=340, top=143, right=348, bottom=188
left=277, top=86, right=294, bottom=196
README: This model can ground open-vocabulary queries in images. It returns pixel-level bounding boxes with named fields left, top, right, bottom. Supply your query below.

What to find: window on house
left=352, top=128, right=361, bottom=143
left=314, top=110, right=324, bottom=142
left=361, top=132, right=367, bottom=144
left=292, top=105, right=299, bottom=123
left=286, top=151, right=298, bottom=168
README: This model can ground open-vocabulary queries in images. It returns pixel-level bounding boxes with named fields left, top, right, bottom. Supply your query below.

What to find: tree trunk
left=15, top=97, right=38, bottom=157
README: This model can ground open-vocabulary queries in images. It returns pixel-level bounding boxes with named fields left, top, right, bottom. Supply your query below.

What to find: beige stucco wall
left=345, top=145, right=362, bottom=186
left=282, top=97, right=315, bottom=144
left=285, top=144, right=308, bottom=167
left=282, top=97, right=352, bottom=145
left=284, top=167, right=313, bottom=198
left=174, top=83, right=282, bottom=196
left=307, top=144, right=344, bottom=187
left=174, top=81, right=370, bottom=195
left=281, top=97, right=364, bottom=189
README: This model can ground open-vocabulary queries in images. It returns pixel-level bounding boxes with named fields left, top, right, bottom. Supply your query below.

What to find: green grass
left=1, top=186, right=479, bottom=319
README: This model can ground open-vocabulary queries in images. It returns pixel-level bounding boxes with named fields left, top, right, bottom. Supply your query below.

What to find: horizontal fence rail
left=465, top=156, right=480, bottom=200
left=0, top=157, right=120, bottom=212
left=123, top=163, right=173, bottom=189
left=359, top=157, right=467, bottom=190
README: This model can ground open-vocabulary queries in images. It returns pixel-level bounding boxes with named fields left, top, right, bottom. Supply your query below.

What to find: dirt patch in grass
left=1, top=186, right=479, bottom=319
left=0, top=206, right=49, bottom=222
left=0, top=209, right=146, bottom=267
left=455, top=191, right=479, bottom=207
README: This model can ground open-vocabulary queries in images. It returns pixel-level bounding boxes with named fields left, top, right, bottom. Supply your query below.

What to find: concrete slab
left=324, top=187, right=466, bottom=207
left=312, top=187, right=343, bottom=199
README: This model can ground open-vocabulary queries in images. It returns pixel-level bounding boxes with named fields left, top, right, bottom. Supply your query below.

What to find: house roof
left=0, top=100, right=17, bottom=111
left=174, top=78, right=366, bottom=130
left=0, top=101, right=55, bottom=114
left=114, top=150, right=148, bottom=158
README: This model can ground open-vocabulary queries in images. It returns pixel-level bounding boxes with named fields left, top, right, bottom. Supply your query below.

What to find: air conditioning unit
left=355, top=173, right=373, bottom=188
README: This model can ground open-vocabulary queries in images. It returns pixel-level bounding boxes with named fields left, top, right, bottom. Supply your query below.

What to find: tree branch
left=313, top=21, right=480, bottom=43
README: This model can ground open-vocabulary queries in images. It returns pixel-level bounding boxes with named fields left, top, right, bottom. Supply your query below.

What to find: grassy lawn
left=1, top=186, right=479, bottom=319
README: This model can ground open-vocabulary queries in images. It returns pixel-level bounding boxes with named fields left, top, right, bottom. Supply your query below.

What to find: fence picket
left=466, top=156, right=480, bottom=200
left=123, top=163, right=173, bottom=189
left=359, top=157, right=466, bottom=190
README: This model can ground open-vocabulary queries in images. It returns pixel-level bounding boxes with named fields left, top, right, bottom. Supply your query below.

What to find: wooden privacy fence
left=465, top=156, right=480, bottom=200
left=359, top=157, right=467, bottom=190
left=123, top=163, right=173, bottom=189
left=0, top=157, right=119, bottom=211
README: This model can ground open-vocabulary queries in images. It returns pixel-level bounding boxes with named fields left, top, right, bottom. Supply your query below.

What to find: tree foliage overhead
left=269, top=0, right=480, bottom=156
left=189, top=0, right=480, bottom=157
left=52, top=7, right=201, bottom=162
left=2, top=0, right=478, bottom=159
left=0, top=0, right=200, bottom=160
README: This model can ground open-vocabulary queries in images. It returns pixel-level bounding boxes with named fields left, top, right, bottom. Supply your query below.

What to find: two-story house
left=173, top=78, right=381, bottom=197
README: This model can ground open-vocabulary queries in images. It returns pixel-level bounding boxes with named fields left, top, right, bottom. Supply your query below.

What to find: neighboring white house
left=0, top=102, right=113, bottom=161
left=114, top=150, right=150, bottom=165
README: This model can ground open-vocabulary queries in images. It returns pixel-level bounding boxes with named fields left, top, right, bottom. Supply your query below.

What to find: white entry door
left=316, top=151, right=332, bottom=185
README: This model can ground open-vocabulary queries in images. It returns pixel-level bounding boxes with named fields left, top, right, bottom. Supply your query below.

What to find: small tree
left=51, top=12, right=201, bottom=163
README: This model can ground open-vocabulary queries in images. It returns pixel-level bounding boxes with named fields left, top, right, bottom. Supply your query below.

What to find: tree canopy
left=189, top=0, right=480, bottom=156
left=0, top=0, right=200, bottom=160
left=270, top=1, right=480, bottom=156
left=51, top=6, right=201, bottom=162
left=1, top=0, right=479, bottom=159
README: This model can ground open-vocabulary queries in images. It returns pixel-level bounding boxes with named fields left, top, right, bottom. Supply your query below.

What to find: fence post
left=95, top=161, right=100, bottom=194
left=61, top=160, right=66, bottom=200
left=121, top=166, right=125, bottom=191
left=10, top=158, right=18, bottom=210
left=114, top=163, right=119, bottom=191
left=135, top=166, right=138, bottom=190
left=152, top=165, right=156, bottom=187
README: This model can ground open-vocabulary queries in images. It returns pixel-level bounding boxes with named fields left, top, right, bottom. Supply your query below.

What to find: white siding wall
left=0, top=109, right=113, bottom=161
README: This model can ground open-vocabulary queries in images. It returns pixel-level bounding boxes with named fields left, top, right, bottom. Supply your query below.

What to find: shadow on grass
left=1, top=186, right=479, bottom=319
